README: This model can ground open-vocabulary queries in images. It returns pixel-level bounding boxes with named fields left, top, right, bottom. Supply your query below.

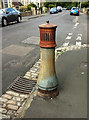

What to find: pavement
left=24, top=48, right=87, bottom=118
left=22, top=13, right=47, bottom=21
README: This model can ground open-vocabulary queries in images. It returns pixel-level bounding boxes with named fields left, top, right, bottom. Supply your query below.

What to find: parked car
left=70, top=7, right=79, bottom=16
left=0, top=8, right=22, bottom=27
left=50, top=8, right=58, bottom=14
left=57, top=6, right=62, bottom=12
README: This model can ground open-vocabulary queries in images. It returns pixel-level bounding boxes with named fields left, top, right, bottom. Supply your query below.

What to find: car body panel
left=50, top=8, right=58, bottom=14
left=70, top=7, right=79, bottom=15
left=57, top=6, right=62, bottom=12
left=0, top=8, right=22, bottom=26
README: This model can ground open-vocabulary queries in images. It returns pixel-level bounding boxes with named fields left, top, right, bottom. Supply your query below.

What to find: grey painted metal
left=37, top=48, right=58, bottom=91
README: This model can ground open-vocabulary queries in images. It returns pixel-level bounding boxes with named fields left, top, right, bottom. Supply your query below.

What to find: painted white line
left=66, top=36, right=72, bottom=40
left=75, top=23, right=79, bottom=27
left=76, top=41, right=82, bottom=46
left=62, top=42, right=69, bottom=47
left=76, top=33, right=82, bottom=46
left=73, top=22, right=79, bottom=29
left=78, top=34, right=82, bottom=37
left=76, top=36, right=82, bottom=40
left=66, top=32, right=73, bottom=39
left=68, top=33, right=73, bottom=36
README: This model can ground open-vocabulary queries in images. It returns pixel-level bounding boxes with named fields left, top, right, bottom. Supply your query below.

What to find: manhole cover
left=22, top=36, right=40, bottom=45
left=8, top=76, right=37, bottom=94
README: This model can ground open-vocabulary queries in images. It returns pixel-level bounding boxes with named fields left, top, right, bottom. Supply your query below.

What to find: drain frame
left=7, top=76, right=37, bottom=94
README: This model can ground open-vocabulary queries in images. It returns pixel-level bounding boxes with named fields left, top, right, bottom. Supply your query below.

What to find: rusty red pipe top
left=39, top=20, right=57, bottom=29
left=39, top=21, right=57, bottom=48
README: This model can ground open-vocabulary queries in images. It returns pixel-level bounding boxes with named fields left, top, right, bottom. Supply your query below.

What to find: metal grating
left=7, top=76, right=37, bottom=94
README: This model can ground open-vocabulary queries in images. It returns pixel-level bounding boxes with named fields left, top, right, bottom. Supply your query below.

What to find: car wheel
left=17, top=16, right=21, bottom=23
left=2, top=18, right=8, bottom=27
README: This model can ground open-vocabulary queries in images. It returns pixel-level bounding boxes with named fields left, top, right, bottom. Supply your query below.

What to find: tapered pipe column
left=37, top=21, right=59, bottom=98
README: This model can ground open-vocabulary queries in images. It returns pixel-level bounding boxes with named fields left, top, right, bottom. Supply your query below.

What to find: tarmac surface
left=24, top=48, right=87, bottom=118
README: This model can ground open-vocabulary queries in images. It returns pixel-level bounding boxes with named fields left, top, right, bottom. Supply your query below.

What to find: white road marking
left=66, top=36, right=72, bottom=40
left=75, top=23, right=79, bottom=26
left=76, top=34, right=82, bottom=46
left=66, top=32, right=73, bottom=40
left=76, top=36, right=82, bottom=40
left=68, top=33, right=73, bottom=36
left=78, top=34, right=82, bottom=37
left=76, top=41, right=82, bottom=46
left=62, top=42, right=69, bottom=47
left=73, top=22, right=79, bottom=29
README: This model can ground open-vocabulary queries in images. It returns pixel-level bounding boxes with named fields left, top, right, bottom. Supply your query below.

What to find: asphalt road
left=1, top=10, right=87, bottom=93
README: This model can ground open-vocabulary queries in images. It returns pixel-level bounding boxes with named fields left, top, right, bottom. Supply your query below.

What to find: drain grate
left=7, top=76, right=37, bottom=94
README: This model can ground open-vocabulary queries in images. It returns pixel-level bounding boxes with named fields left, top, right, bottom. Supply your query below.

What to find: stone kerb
left=0, top=59, right=41, bottom=119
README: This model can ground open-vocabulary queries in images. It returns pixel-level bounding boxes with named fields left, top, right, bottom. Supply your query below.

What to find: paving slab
left=22, top=14, right=46, bottom=22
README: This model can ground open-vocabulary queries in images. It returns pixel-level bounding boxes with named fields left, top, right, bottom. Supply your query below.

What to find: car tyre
left=17, top=16, right=21, bottom=23
left=2, top=18, right=8, bottom=27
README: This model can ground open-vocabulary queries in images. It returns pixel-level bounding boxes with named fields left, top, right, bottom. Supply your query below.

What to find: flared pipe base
left=37, top=88, right=59, bottom=99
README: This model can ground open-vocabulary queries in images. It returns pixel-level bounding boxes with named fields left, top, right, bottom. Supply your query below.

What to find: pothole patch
left=22, top=36, right=40, bottom=45
left=2, top=45, right=34, bottom=56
